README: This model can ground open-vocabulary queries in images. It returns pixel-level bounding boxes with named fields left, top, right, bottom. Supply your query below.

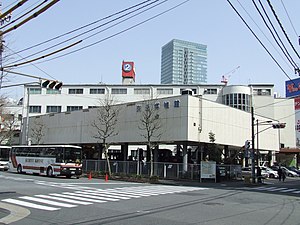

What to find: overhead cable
left=226, top=0, right=293, bottom=82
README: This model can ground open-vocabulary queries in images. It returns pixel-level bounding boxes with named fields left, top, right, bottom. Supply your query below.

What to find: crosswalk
left=240, top=186, right=300, bottom=195
left=1, top=185, right=207, bottom=211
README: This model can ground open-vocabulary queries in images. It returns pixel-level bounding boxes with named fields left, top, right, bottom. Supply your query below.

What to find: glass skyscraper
left=161, top=39, right=207, bottom=84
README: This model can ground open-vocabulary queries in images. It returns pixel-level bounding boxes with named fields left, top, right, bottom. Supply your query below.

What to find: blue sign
left=286, top=77, right=300, bottom=98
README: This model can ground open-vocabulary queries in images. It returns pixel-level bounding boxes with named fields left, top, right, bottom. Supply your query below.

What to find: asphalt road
left=1, top=172, right=300, bottom=225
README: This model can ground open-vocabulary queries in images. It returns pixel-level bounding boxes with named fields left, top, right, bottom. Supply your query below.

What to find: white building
left=20, top=82, right=296, bottom=167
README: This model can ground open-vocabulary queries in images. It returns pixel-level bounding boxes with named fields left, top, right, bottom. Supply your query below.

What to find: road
left=0, top=172, right=300, bottom=225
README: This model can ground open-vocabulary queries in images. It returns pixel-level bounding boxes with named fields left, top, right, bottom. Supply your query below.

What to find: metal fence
left=83, top=160, right=242, bottom=181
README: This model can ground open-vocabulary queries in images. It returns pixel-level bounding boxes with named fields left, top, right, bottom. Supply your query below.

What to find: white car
left=282, top=167, right=299, bottom=177
left=260, top=166, right=278, bottom=179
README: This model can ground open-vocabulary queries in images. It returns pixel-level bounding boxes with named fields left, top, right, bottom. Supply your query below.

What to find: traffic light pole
left=251, top=106, right=256, bottom=183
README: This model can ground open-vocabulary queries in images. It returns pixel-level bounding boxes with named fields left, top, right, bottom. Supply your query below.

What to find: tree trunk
left=104, top=148, right=112, bottom=176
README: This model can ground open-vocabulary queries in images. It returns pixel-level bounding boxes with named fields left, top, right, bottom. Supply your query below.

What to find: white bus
left=0, top=146, right=10, bottom=171
left=9, top=145, right=82, bottom=178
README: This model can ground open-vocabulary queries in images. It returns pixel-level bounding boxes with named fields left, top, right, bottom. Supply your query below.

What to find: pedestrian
left=282, top=170, right=286, bottom=182
left=277, top=166, right=283, bottom=181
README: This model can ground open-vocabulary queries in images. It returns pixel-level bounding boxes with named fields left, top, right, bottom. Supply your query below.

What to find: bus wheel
left=17, top=165, right=22, bottom=174
left=47, top=167, right=53, bottom=177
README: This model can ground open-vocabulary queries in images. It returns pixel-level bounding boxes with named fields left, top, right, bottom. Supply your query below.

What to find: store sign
left=286, top=78, right=300, bottom=98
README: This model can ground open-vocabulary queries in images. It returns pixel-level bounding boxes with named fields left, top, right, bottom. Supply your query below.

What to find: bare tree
left=138, top=101, right=163, bottom=177
left=0, top=96, right=17, bottom=145
left=30, top=117, right=46, bottom=145
left=91, top=95, right=120, bottom=176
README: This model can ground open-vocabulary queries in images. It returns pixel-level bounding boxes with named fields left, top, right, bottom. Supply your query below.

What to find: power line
left=7, top=0, right=164, bottom=65
left=29, top=0, right=190, bottom=65
left=266, top=0, right=300, bottom=72
left=236, top=0, right=292, bottom=70
left=5, top=0, right=156, bottom=58
left=280, top=0, right=298, bottom=39
left=226, top=0, right=293, bottom=82
left=254, top=0, right=299, bottom=70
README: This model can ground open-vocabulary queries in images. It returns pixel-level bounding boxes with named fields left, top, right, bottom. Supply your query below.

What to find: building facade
left=20, top=82, right=296, bottom=167
left=161, top=39, right=207, bottom=84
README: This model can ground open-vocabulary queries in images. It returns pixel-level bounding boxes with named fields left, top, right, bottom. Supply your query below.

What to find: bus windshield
left=64, top=147, right=82, bottom=163
left=0, top=147, right=10, bottom=161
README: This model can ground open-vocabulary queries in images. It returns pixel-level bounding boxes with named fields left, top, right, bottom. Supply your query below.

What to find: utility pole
left=251, top=106, right=256, bottom=183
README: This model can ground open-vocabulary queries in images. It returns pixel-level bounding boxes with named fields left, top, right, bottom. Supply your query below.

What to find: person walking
left=277, top=166, right=283, bottom=181
left=282, top=169, right=286, bottom=182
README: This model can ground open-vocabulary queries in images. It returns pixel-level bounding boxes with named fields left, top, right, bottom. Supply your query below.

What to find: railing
left=83, top=160, right=242, bottom=181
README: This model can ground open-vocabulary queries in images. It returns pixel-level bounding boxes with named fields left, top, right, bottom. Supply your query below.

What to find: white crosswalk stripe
left=241, top=186, right=300, bottom=195
left=1, top=185, right=206, bottom=211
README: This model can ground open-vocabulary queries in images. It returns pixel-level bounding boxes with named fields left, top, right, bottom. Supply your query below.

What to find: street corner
left=0, top=202, right=30, bottom=224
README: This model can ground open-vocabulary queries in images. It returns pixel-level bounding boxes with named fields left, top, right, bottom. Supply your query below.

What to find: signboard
left=200, top=161, right=216, bottom=180
left=295, top=97, right=300, bottom=147
left=286, top=77, right=300, bottom=98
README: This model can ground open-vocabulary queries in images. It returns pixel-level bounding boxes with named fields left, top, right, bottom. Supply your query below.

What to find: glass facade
left=161, top=39, right=207, bottom=84
left=222, top=93, right=250, bottom=112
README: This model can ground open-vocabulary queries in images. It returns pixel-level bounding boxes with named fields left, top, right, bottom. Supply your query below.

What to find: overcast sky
left=1, top=0, right=300, bottom=100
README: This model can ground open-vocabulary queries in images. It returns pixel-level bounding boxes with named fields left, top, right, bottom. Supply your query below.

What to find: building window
left=157, top=88, right=173, bottom=95
left=111, top=88, right=127, bottom=94
left=164, top=101, right=170, bottom=108
left=134, top=88, right=150, bottom=95
left=68, top=89, right=83, bottom=94
left=253, top=88, right=271, bottom=96
left=46, top=89, right=61, bottom=94
left=46, top=106, right=61, bottom=113
left=28, top=88, right=41, bottom=94
left=174, top=100, right=180, bottom=107
left=18, top=114, right=22, bottom=121
left=88, top=106, right=100, bottom=109
left=90, top=88, right=105, bottom=94
left=204, top=89, right=217, bottom=94
left=67, top=106, right=83, bottom=112
left=136, top=105, right=141, bottom=112
left=29, top=106, right=41, bottom=113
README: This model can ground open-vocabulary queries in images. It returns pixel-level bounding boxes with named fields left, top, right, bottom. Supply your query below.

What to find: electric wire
left=31, top=0, right=190, bottom=65
left=266, top=0, right=300, bottom=63
left=5, top=0, right=155, bottom=58
left=236, top=0, right=292, bottom=70
left=3, top=44, right=56, bottom=80
left=7, top=0, right=163, bottom=65
left=226, top=0, right=293, bottom=82
left=280, top=0, right=298, bottom=38
left=1, top=0, right=48, bottom=30
left=254, top=0, right=299, bottom=70
left=1, top=0, right=20, bottom=11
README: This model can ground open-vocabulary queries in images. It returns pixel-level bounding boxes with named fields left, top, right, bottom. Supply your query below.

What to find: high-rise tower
left=161, top=39, right=207, bottom=84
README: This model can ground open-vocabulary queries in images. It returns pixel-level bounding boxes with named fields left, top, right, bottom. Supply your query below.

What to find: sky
left=1, top=0, right=300, bottom=100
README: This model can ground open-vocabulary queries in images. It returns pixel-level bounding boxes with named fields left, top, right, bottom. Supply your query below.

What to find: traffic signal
left=272, top=123, right=286, bottom=129
left=41, top=79, right=63, bottom=90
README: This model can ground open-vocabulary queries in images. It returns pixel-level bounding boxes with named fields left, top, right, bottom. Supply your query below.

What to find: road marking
left=2, top=199, right=60, bottom=211
left=279, top=188, right=298, bottom=193
left=19, top=196, right=77, bottom=208
left=63, top=192, right=119, bottom=201
left=0, top=202, right=31, bottom=224
left=1, top=185, right=206, bottom=212
left=50, top=193, right=107, bottom=203
left=74, top=191, right=130, bottom=200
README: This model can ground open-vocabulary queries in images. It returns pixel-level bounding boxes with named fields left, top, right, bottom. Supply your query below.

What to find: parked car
left=260, top=166, right=278, bottom=179
left=242, top=167, right=268, bottom=178
left=282, top=166, right=299, bottom=177
left=286, top=166, right=300, bottom=176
